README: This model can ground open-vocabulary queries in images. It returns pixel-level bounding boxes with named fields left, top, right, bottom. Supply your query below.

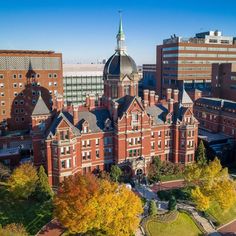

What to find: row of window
left=163, top=53, right=236, bottom=58
left=163, top=46, right=236, bottom=52
left=0, top=73, right=58, bottom=79
left=163, top=60, right=236, bottom=65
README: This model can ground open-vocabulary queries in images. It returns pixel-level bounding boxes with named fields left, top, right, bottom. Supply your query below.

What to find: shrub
left=168, top=196, right=177, bottom=211
left=149, top=200, right=158, bottom=216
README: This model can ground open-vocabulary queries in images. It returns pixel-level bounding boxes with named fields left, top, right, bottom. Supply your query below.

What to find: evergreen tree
left=149, top=200, right=158, bottom=216
left=195, top=140, right=207, bottom=166
left=35, top=165, right=53, bottom=201
left=168, top=196, right=176, bottom=211
left=110, top=165, right=122, bottom=182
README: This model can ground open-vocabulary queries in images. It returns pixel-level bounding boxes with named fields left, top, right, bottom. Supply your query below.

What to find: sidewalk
left=177, top=203, right=221, bottom=235
left=135, top=183, right=221, bottom=235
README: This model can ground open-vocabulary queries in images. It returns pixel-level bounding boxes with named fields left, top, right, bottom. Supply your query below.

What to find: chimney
left=149, top=90, right=155, bottom=106
left=166, top=88, right=172, bottom=101
left=73, top=106, right=79, bottom=126
left=89, top=94, right=95, bottom=111
left=155, top=95, right=159, bottom=104
left=55, top=93, right=64, bottom=112
left=85, top=94, right=90, bottom=107
left=143, top=89, right=149, bottom=107
left=168, top=98, right=174, bottom=113
left=173, top=89, right=179, bottom=103
left=194, top=89, right=202, bottom=101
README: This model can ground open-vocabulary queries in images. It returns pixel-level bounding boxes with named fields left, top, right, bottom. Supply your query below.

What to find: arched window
left=124, top=85, right=130, bottom=95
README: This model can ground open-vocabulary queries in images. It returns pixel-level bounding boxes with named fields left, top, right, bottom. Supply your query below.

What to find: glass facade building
left=63, top=64, right=104, bottom=106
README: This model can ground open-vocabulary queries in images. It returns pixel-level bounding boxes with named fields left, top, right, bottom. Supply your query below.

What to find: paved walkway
left=151, top=179, right=185, bottom=192
left=36, top=219, right=65, bottom=236
left=218, top=219, right=236, bottom=235
left=177, top=203, right=221, bottom=235
left=135, top=183, right=221, bottom=236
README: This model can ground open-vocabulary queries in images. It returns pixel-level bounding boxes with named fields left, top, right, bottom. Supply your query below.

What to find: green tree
left=147, top=156, right=162, bottom=183
left=149, top=200, right=158, bottom=216
left=168, top=196, right=176, bottom=211
left=195, top=140, right=207, bottom=166
left=0, top=223, right=28, bottom=236
left=35, top=165, right=53, bottom=201
left=8, top=163, right=38, bottom=199
left=110, top=165, right=122, bottom=182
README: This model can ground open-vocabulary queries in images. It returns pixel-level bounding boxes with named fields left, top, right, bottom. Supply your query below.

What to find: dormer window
left=104, top=118, right=111, bottom=131
left=82, top=120, right=89, bottom=133
left=132, top=113, right=138, bottom=122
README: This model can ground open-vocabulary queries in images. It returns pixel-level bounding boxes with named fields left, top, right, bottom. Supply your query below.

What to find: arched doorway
left=136, top=168, right=143, bottom=176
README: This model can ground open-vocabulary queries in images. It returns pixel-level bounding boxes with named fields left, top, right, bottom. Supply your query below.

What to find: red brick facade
left=211, top=63, right=236, bottom=102
left=0, top=50, right=63, bottom=131
left=194, top=96, right=236, bottom=138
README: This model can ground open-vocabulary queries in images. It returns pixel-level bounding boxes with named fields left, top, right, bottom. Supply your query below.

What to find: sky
left=0, top=0, right=236, bottom=65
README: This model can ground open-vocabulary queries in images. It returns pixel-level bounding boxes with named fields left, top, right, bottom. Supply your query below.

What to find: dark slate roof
left=77, top=109, right=111, bottom=132
left=46, top=112, right=80, bottom=138
left=146, top=105, right=167, bottom=124
left=32, top=95, right=50, bottom=116
left=116, top=95, right=143, bottom=119
left=196, top=97, right=223, bottom=107
left=104, top=51, right=137, bottom=76
left=196, top=97, right=236, bottom=110
left=116, top=95, right=135, bottom=118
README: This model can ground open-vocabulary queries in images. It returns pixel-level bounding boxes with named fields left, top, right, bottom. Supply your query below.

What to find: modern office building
left=63, top=64, right=104, bottom=106
left=156, top=31, right=236, bottom=98
left=211, top=63, right=236, bottom=101
left=139, top=64, right=156, bottom=97
left=0, top=50, right=63, bottom=131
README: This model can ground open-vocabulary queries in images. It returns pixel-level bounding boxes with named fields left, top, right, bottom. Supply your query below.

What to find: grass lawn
left=146, top=212, right=202, bottom=236
left=206, top=202, right=236, bottom=226
left=0, top=186, right=53, bottom=235
left=160, top=174, right=183, bottom=182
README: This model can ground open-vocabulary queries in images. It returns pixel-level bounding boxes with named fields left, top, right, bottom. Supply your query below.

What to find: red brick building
left=211, top=63, right=236, bottom=101
left=194, top=97, right=236, bottom=138
left=0, top=50, right=63, bottom=131
left=30, top=18, right=199, bottom=187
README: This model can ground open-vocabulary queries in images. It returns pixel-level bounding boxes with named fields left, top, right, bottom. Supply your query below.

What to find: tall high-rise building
left=156, top=31, right=236, bottom=97
left=63, top=64, right=104, bottom=106
left=0, top=50, right=63, bottom=131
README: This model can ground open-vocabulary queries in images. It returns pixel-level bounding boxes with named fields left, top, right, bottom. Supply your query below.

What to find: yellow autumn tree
left=191, top=187, right=210, bottom=211
left=8, top=163, right=38, bottom=199
left=184, top=157, right=236, bottom=211
left=53, top=173, right=143, bottom=235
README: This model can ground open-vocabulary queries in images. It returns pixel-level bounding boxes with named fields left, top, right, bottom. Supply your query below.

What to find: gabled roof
left=116, top=95, right=144, bottom=119
left=77, top=109, right=111, bottom=133
left=32, top=95, right=50, bottom=116
left=46, top=112, right=80, bottom=139
left=146, top=105, right=167, bottom=125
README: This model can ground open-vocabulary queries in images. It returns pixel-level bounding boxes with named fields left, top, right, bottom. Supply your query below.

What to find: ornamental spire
left=116, top=11, right=126, bottom=53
